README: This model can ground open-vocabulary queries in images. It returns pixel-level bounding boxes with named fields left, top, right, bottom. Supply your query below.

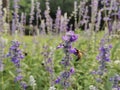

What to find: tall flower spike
left=29, top=0, right=35, bottom=25
left=0, top=37, right=7, bottom=71
left=92, top=37, right=112, bottom=85
left=0, top=0, right=3, bottom=33
left=41, top=45, right=55, bottom=87
left=55, top=31, right=78, bottom=89
left=55, top=6, right=61, bottom=33
left=8, top=41, right=27, bottom=89
left=13, top=0, right=20, bottom=34
left=36, top=2, right=41, bottom=28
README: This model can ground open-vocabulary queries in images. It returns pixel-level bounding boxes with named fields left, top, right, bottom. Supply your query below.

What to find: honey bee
left=75, top=48, right=84, bottom=61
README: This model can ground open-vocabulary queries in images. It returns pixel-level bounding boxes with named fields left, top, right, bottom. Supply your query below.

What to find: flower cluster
left=8, top=41, right=24, bottom=67
left=97, top=45, right=112, bottom=62
left=110, top=74, right=120, bottom=89
left=57, top=31, right=78, bottom=65
left=92, top=38, right=112, bottom=83
left=55, top=67, right=74, bottom=84
left=62, top=31, right=78, bottom=42
left=41, top=45, right=55, bottom=88
left=7, top=41, right=27, bottom=90
left=56, top=31, right=78, bottom=88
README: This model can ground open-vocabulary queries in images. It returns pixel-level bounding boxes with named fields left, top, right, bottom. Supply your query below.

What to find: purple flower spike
left=92, top=37, right=112, bottom=83
left=61, top=71, right=70, bottom=79
left=55, top=31, right=78, bottom=88
left=8, top=41, right=27, bottom=89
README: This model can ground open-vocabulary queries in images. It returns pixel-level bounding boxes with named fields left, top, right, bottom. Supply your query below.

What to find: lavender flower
left=13, top=0, right=20, bottom=34
left=110, top=74, right=120, bottom=89
left=19, top=13, right=25, bottom=36
left=77, top=1, right=86, bottom=27
left=69, top=67, right=75, bottom=74
left=60, top=13, right=68, bottom=33
left=108, top=21, right=112, bottom=35
left=7, top=41, right=27, bottom=90
left=41, top=45, right=55, bottom=87
left=36, top=2, right=41, bottom=28
left=91, top=0, right=98, bottom=25
left=44, top=0, right=53, bottom=34
left=15, top=74, right=23, bottom=82
left=92, top=38, right=112, bottom=84
left=20, top=81, right=28, bottom=90
left=55, top=77, right=61, bottom=84
left=74, top=1, right=78, bottom=29
left=0, top=60, right=4, bottom=71
left=12, top=19, right=16, bottom=35
left=62, top=31, right=78, bottom=42
left=96, top=11, right=101, bottom=31
left=97, top=44, right=112, bottom=62
left=44, top=10, right=53, bottom=34
left=55, top=31, right=78, bottom=89
left=29, top=0, right=35, bottom=25
left=54, top=7, right=61, bottom=33
left=8, top=41, right=24, bottom=67
left=83, top=6, right=89, bottom=31
left=0, top=37, right=7, bottom=71
left=0, top=0, right=3, bottom=33
left=40, top=20, right=46, bottom=34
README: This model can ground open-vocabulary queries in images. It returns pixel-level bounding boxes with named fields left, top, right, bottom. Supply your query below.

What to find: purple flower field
left=0, top=0, right=120, bottom=90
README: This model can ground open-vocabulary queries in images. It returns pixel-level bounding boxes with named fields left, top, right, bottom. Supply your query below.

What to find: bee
left=23, top=52, right=28, bottom=56
left=41, top=61, right=45, bottom=66
left=75, top=48, right=84, bottom=61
